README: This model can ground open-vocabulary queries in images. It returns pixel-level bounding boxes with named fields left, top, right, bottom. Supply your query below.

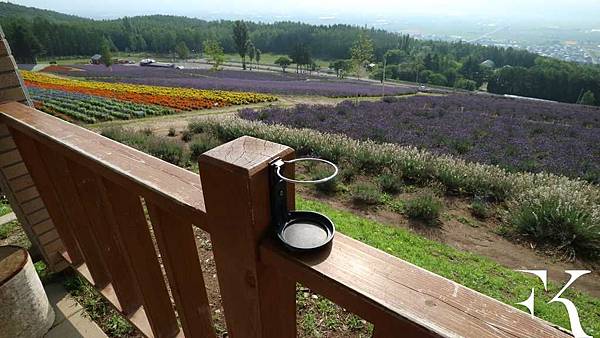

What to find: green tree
left=233, top=20, right=249, bottom=70
left=100, top=38, right=113, bottom=68
left=454, top=78, right=477, bottom=91
left=10, top=22, right=43, bottom=63
left=175, top=41, right=189, bottom=59
left=246, top=40, right=255, bottom=69
left=274, top=56, right=291, bottom=72
left=329, top=59, right=351, bottom=78
left=255, top=48, right=261, bottom=69
left=350, top=32, right=374, bottom=79
left=428, top=73, right=448, bottom=86
left=581, top=90, right=596, bottom=105
left=203, top=39, right=224, bottom=70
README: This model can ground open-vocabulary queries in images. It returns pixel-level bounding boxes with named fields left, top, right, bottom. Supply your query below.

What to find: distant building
left=480, top=59, right=496, bottom=68
left=90, top=54, right=102, bottom=65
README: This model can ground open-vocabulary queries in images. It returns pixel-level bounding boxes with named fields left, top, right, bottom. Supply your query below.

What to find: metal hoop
left=275, top=158, right=339, bottom=184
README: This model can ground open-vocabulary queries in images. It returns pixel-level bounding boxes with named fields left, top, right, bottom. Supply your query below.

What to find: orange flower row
left=26, top=82, right=218, bottom=110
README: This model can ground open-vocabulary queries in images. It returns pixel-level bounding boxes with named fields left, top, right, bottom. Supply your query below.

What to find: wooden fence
left=0, top=101, right=573, bottom=338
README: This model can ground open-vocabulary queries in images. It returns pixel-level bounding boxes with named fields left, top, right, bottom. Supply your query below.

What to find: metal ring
left=275, top=158, right=338, bottom=184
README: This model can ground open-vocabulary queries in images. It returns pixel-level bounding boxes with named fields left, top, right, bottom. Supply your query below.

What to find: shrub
left=508, top=185, right=600, bottom=257
left=167, top=127, right=176, bottom=137
left=377, top=173, right=403, bottom=194
left=147, top=138, right=186, bottom=165
left=405, top=194, right=443, bottom=224
left=470, top=198, right=491, bottom=219
left=311, top=166, right=339, bottom=194
left=189, top=134, right=221, bottom=159
left=350, top=182, right=383, bottom=205
left=181, top=129, right=193, bottom=142
left=382, top=96, right=400, bottom=103
left=187, top=121, right=205, bottom=134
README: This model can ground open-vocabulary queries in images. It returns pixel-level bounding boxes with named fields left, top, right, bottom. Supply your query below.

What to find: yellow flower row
left=21, top=71, right=278, bottom=105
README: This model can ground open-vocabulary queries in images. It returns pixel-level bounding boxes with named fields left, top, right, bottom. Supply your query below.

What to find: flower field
left=22, top=70, right=277, bottom=111
left=29, top=87, right=174, bottom=123
left=42, top=64, right=417, bottom=97
left=239, top=94, right=600, bottom=182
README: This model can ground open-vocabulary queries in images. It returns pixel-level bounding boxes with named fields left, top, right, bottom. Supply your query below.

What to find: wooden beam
left=199, top=136, right=297, bottom=338
left=0, top=102, right=206, bottom=228
left=0, top=72, right=19, bottom=90
left=147, top=202, right=216, bottom=338
left=101, top=179, right=180, bottom=338
left=10, top=128, right=84, bottom=265
left=260, top=234, right=572, bottom=338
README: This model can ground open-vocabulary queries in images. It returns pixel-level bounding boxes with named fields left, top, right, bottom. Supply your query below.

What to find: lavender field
left=240, top=94, right=600, bottom=182
left=44, top=64, right=416, bottom=97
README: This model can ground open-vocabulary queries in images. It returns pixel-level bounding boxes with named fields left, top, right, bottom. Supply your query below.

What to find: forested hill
left=1, top=2, right=600, bottom=106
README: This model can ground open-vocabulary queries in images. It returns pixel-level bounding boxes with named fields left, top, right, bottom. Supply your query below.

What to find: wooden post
left=199, top=136, right=297, bottom=338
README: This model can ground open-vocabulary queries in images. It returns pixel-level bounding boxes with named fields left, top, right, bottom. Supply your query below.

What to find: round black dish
left=277, top=211, right=335, bottom=251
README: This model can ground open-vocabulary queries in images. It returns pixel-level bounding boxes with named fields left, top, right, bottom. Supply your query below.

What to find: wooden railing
left=0, top=101, right=573, bottom=338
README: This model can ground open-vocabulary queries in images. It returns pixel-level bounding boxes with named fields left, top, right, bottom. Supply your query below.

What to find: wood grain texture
left=0, top=102, right=206, bottom=229
left=36, top=144, right=111, bottom=286
left=0, top=55, right=16, bottom=72
left=10, top=128, right=83, bottom=265
left=102, top=179, right=180, bottom=338
left=147, top=202, right=216, bottom=338
left=67, top=160, right=142, bottom=314
left=0, top=71, right=19, bottom=89
left=199, top=136, right=296, bottom=338
left=0, top=38, right=10, bottom=57
left=261, top=234, right=572, bottom=338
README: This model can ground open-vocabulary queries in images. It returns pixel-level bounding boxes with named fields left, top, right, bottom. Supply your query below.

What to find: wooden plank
left=2, top=162, right=27, bottom=179
left=9, top=128, right=84, bottom=265
left=10, top=174, right=34, bottom=192
left=0, top=55, right=16, bottom=72
left=198, top=136, right=296, bottom=338
left=27, top=208, right=49, bottom=225
left=65, top=253, right=160, bottom=338
left=14, top=185, right=39, bottom=203
left=0, top=39, right=9, bottom=56
left=0, top=102, right=206, bottom=229
left=0, top=135, right=16, bottom=152
left=0, top=39, right=10, bottom=57
left=261, top=234, right=571, bottom=338
left=32, top=219, right=54, bottom=235
left=0, top=71, right=19, bottom=89
left=36, top=142, right=111, bottom=285
left=38, top=229, right=59, bottom=245
left=67, top=160, right=142, bottom=314
left=0, top=87, right=25, bottom=104
left=101, top=179, right=180, bottom=338
left=147, top=203, right=216, bottom=338
left=0, top=149, right=23, bottom=167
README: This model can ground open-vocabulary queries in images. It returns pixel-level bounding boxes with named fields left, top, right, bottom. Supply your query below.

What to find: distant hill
left=0, top=2, right=87, bottom=23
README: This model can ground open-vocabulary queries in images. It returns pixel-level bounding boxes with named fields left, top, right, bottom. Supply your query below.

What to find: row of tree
left=2, top=2, right=599, bottom=106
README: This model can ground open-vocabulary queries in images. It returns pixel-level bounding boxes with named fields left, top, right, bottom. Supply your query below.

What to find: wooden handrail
left=0, top=101, right=573, bottom=338
left=0, top=101, right=207, bottom=229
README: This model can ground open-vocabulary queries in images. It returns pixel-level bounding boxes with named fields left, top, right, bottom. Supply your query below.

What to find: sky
left=6, top=0, right=600, bottom=25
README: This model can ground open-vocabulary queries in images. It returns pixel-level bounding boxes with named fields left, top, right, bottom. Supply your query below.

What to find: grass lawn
left=297, top=197, right=600, bottom=336
left=223, top=52, right=331, bottom=68
left=0, top=201, right=12, bottom=216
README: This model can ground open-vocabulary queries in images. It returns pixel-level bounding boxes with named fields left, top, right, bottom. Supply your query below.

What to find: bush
left=187, top=121, right=205, bottom=134
left=181, top=129, right=193, bottom=142
left=508, top=185, right=600, bottom=257
left=470, top=198, right=491, bottom=219
left=350, top=182, right=383, bottom=205
left=311, top=166, right=339, bottom=194
left=377, top=173, right=403, bottom=194
left=189, top=134, right=221, bottom=159
left=382, top=96, right=400, bottom=103
left=167, top=127, right=176, bottom=137
left=405, top=194, right=443, bottom=224
left=147, top=138, right=186, bottom=165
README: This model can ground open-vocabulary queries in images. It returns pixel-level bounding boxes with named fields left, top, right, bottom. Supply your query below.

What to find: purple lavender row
left=239, top=94, right=600, bottom=182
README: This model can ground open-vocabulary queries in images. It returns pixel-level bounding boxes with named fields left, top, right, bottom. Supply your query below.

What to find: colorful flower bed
left=239, top=94, right=600, bottom=182
left=22, top=70, right=277, bottom=111
left=43, top=64, right=416, bottom=97
left=29, top=87, right=174, bottom=124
